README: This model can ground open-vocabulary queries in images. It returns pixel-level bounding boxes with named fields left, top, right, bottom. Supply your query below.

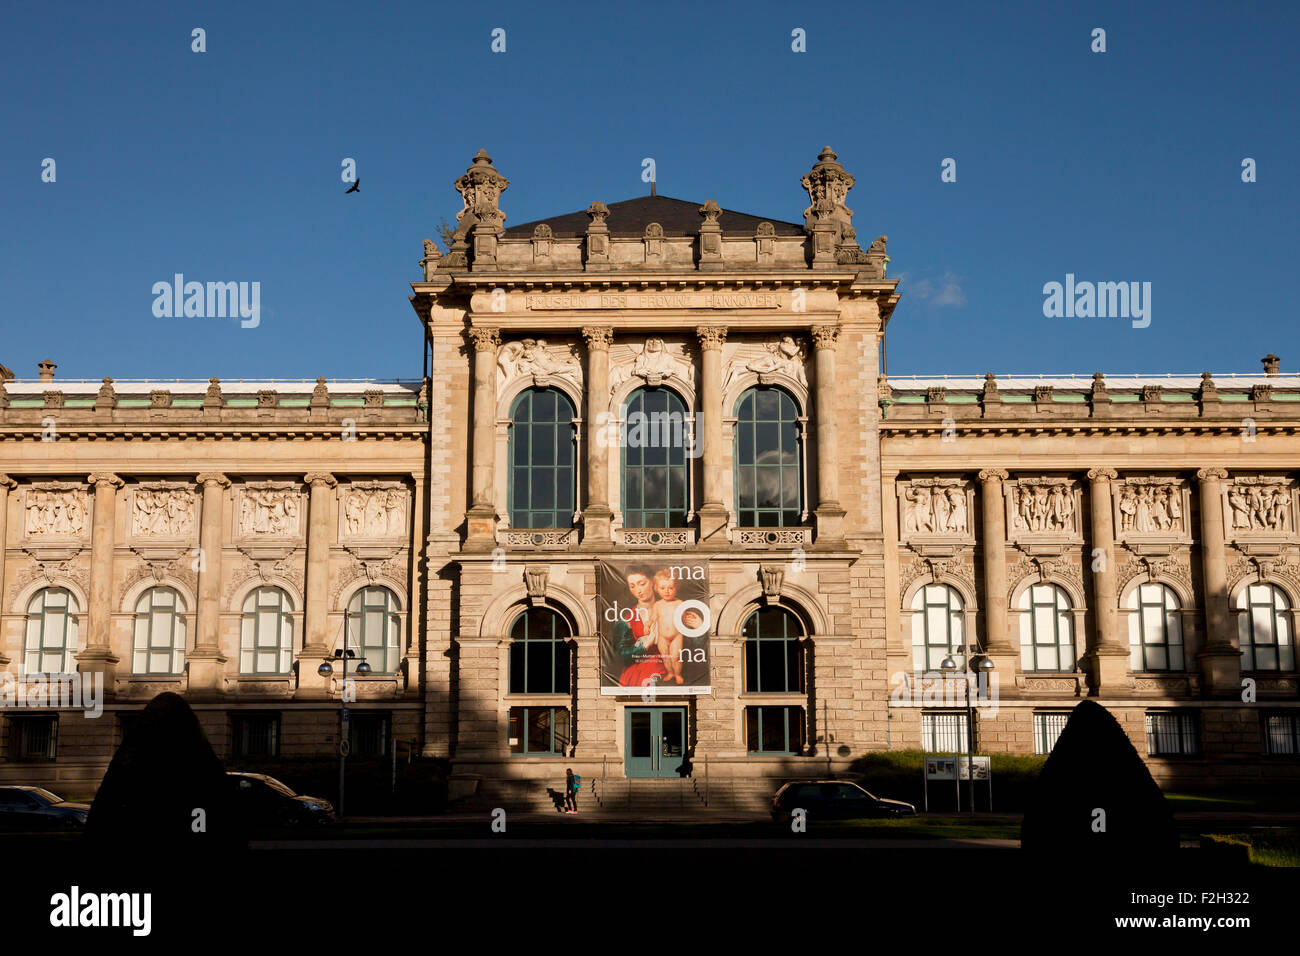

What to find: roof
left=503, top=195, right=806, bottom=238
left=2, top=379, right=421, bottom=395
left=886, top=374, right=1298, bottom=391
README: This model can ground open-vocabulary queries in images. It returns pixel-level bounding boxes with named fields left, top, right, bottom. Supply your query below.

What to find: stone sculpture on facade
left=239, top=487, right=301, bottom=537
left=610, top=338, right=694, bottom=391
left=25, top=488, right=88, bottom=537
left=900, top=479, right=970, bottom=536
left=131, top=487, right=196, bottom=537
left=342, top=486, right=408, bottom=538
left=1227, top=479, right=1293, bottom=532
left=1011, top=481, right=1076, bottom=534
left=497, top=338, right=583, bottom=394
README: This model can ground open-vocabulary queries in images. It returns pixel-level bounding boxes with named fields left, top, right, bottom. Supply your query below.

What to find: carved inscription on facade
left=525, top=292, right=782, bottom=310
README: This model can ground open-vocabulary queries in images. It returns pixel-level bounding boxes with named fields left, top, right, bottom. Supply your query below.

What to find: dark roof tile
left=503, top=195, right=805, bottom=238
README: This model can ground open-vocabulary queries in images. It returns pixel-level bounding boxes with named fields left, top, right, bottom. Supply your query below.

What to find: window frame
left=231, top=712, right=282, bottom=759
left=733, top=386, right=804, bottom=528
left=346, top=586, right=401, bottom=675
left=23, top=587, right=80, bottom=675
left=1127, top=582, right=1185, bottom=673
left=9, top=715, right=59, bottom=761
left=131, top=586, right=187, bottom=677
left=239, top=586, right=295, bottom=676
left=921, top=711, right=970, bottom=754
left=1236, top=583, right=1294, bottom=673
left=742, top=606, right=806, bottom=694
left=348, top=712, right=391, bottom=758
left=1033, top=711, right=1071, bottom=755
left=1018, top=582, right=1076, bottom=673
left=1263, top=712, right=1300, bottom=755
left=1145, top=711, right=1199, bottom=756
left=507, top=706, right=572, bottom=756
left=620, top=386, right=691, bottom=529
left=508, top=387, right=578, bottom=530
left=911, top=584, right=966, bottom=674
left=744, top=705, right=805, bottom=754
left=507, top=607, right=573, bottom=696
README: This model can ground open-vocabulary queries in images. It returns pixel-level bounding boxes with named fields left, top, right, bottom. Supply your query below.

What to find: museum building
left=1, top=147, right=1297, bottom=807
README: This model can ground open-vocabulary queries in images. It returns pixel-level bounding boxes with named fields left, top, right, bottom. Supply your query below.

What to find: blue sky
left=2, top=0, right=1296, bottom=382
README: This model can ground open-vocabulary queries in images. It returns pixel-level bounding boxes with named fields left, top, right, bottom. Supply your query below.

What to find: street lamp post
left=941, top=647, right=994, bottom=816
left=318, top=644, right=371, bottom=819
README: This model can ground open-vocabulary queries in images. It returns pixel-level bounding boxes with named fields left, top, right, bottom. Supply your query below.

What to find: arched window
left=734, top=386, right=802, bottom=527
left=132, top=587, right=187, bottom=676
left=621, top=386, right=690, bottom=528
left=509, top=387, right=577, bottom=529
left=1018, top=583, right=1076, bottom=672
left=1236, top=583, right=1294, bottom=672
left=346, top=586, right=401, bottom=675
left=1126, top=583, right=1184, bottom=672
left=24, top=588, right=80, bottom=674
left=911, top=584, right=965, bottom=673
left=508, top=607, right=572, bottom=695
left=743, top=606, right=805, bottom=693
left=240, top=587, right=294, bottom=675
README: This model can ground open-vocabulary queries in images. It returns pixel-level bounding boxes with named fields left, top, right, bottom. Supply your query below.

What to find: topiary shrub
left=1020, top=700, right=1177, bottom=858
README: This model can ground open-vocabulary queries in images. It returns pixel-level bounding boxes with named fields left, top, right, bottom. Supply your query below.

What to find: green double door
left=624, top=707, right=687, bottom=778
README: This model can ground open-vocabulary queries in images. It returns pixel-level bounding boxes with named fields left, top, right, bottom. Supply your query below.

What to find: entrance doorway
left=624, top=707, right=687, bottom=778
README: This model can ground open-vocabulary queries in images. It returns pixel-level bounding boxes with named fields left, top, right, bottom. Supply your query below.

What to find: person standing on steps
left=565, top=768, right=580, bottom=813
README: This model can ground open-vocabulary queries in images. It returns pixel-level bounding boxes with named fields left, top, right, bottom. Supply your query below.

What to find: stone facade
left=1, top=148, right=1297, bottom=802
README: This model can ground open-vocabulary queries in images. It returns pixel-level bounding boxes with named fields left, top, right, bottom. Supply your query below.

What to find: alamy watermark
left=889, top=669, right=999, bottom=716
left=0, top=672, right=103, bottom=718
left=1042, top=273, right=1151, bottom=328
left=152, top=274, right=260, bottom=328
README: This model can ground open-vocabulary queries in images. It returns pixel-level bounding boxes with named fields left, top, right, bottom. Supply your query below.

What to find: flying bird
left=346, top=179, right=360, bottom=194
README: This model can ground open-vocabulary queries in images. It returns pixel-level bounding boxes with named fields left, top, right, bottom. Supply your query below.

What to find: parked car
left=771, top=780, right=917, bottom=823
left=0, top=786, right=91, bottom=830
left=227, top=772, right=336, bottom=828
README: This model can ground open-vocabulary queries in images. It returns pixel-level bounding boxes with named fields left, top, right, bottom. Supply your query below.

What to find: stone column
left=465, top=326, right=500, bottom=549
left=0, top=475, right=15, bottom=666
left=1196, top=467, right=1241, bottom=695
left=581, top=326, right=614, bottom=547
left=977, top=469, right=1018, bottom=679
left=189, top=473, right=229, bottom=693
left=1085, top=468, right=1129, bottom=695
left=811, top=325, right=846, bottom=544
left=696, top=325, right=729, bottom=542
left=79, top=473, right=123, bottom=682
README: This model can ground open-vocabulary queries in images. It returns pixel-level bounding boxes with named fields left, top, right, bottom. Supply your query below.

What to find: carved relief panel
left=897, top=477, right=975, bottom=551
left=722, top=335, right=809, bottom=395
left=125, top=481, right=198, bottom=557
left=338, top=481, right=410, bottom=543
left=495, top=338, right=583, bottom=401
left=1223, top=476, right=1298, bottom=550
left=21, top=482, right=91, bottom=553
left=1004, top=477, right=1083, bottom=550
left=1113, top=476, right=1192, bottom=551
left=234, top=481, right=305, bottom=553
left=609, top=338, right=694, bottom=393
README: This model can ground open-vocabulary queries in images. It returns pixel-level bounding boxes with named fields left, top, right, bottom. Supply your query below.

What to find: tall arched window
left=346, top=586, right=401, bottom=675
left=1236, top=583, right=1294, bottom=672
left=240, top=587, right=294, bottom=675
left=509, top=387, right=577, bottom=529
left=508, top=607, right=572, bottom=695
left=911, top=584, right=965, bottom=673
left=1018, top=583, right=1076, bottom=672
left=734, top=386, right=802, bottom=527
left=132, top=587, right=187, bottom=676
left=743, top=606, right=805, bottom=693
left=24, top=588, right=80, bottom=674
left=1126, top=582, right=1184, bottom=672
left=622, top=386, right=689, bottom=528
